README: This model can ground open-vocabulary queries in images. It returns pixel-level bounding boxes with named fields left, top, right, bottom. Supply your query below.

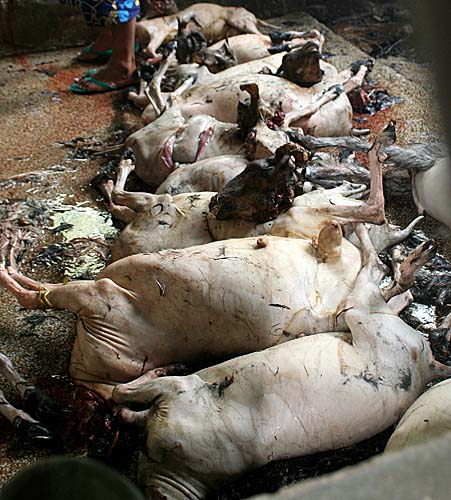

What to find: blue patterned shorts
left=61, top=0, right=141, bottom=27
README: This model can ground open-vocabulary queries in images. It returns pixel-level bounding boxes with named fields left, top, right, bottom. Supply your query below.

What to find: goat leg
left=147, top=53, right=175, bottom=116
left=0, top=388, right=52, bottom=441
left=99, top=180, right=137, bottom=224
left=0, top=352, right=63, bottom=428
left=285, top=84, right=345, bottom=126
left=382, top=241, right=435, bottom=301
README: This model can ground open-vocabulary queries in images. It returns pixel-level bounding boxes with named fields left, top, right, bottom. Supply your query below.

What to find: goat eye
left=151, top=203, right=164, bottom=216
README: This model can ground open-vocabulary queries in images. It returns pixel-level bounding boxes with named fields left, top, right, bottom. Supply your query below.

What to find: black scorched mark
left=208, top=373, right=235, bottom=397
left=359, top=371, right=380, bottom=390
left=141, top=355, right=149, bottom=375
left=188, top=194, right=201, bottom=208
left=397, top=368, right=412, bottom=391
left=269, top=303, right=291, bottom=310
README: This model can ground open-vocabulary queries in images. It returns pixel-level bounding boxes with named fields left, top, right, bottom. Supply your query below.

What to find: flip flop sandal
left=76, top=41, right=140, bottom=64
left=76, top=44, right=112, bottom=64
left=70, top=74, right=138, bottom=94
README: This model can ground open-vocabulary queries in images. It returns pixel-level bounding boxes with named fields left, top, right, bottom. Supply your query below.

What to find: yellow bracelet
left=37, top=288, right=53, bottom=310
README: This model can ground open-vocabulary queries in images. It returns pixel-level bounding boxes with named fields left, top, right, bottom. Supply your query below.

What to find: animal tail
left=257, top=18, right=281, bottom=30
left=386, top=143, right=447, bottom=172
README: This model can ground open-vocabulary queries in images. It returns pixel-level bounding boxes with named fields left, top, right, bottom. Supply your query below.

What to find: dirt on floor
left=0, top=7, right=450, bottom=498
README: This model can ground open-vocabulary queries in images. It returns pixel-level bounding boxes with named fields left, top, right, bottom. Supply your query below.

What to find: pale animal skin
left=385, top=378, right=451, bottom=452
left=411, top=156, right=451, bottom=229
left=107, top=188, right=371, bottom=261
left=126, top=108, right=244, bottom=188
left=112, top=233, right=449, bottom=499
left=135, top=3, right=277, bottom=58
left=0, top=236, right=363, bottom=399
left=195, top=30, right=324, bottom=73
left=155, top=155, right=248, bottom=195
left=141, top=70, right=353, bottom=137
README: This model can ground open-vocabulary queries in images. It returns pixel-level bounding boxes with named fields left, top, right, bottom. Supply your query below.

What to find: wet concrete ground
left=0, top=8, right=450, bottom=496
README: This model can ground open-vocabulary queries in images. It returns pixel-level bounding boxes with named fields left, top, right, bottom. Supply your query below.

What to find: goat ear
left=222, top=39, right=234, bottom=57
left=176, top=16, right=183, bottom=34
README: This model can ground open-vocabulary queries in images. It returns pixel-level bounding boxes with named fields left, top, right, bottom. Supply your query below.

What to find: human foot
left=71, top=63, right=138, bottom=94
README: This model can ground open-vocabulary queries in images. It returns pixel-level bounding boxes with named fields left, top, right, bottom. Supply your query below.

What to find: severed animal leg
left=382, top=241, right=435, bottom=301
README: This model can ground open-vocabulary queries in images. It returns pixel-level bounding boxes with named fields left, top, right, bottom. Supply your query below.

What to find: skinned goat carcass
left=129, top=47, right=341, bottom=111
left=127, top=54, right=366, bottom=186
left=135, top=3, right=278, bottom=58
left=127, top=81, right=296, bottom=187
left=111, top=227, right=442, bottom=499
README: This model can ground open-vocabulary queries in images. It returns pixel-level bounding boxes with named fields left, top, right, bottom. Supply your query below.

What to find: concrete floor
left=0, top=9, right=449, bottom=496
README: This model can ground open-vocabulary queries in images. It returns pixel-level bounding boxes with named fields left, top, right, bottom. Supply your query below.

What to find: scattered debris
left=59, top=136, right=124, bottom=160
left=349, top=87, right=403, bottom=115
left=47, top=199, right=117, bottom=279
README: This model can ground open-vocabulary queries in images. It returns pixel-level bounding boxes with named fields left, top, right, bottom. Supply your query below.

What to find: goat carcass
left=155, top=155, right=248, bottom=195
left=125, top=107, right=243, bottom=187
left=112, top=229, right=441, bottom=499
left=0, top=226, right=370, bottom=400
left=192, top=30, right=325, bottom=72
left=135, top=3, right=277, bottom=58
left=102, top=143, right=403, bottom=260
left=140, top=54, right=369, bottom=140
left=385, top=377, right=451, bottom=452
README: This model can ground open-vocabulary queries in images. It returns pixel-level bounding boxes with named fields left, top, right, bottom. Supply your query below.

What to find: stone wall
left=0, top=0, right=93, bottom=51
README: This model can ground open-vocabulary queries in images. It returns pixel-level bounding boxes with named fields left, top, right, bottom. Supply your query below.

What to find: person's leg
left=72, top=0, right=139, bottom=92
left=74, top=17, right=138, bottom=91
left=77, top=26, right=113, bottom=62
